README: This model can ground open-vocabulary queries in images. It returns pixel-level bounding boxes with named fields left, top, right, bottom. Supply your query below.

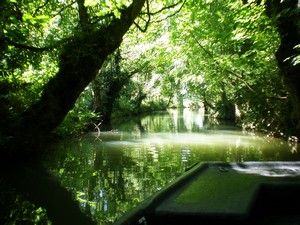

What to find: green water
left=1, top=109, right=299, bottom=225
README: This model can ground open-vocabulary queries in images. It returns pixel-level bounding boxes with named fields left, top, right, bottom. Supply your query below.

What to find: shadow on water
left=1, top=109, right=300, bottom=225
left=0, top=160, right=96, bottom=225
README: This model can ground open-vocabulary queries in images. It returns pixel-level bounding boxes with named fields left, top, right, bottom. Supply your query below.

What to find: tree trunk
left=5, top=0, right=146, bottom=157
left=91, top=50, right=132, bottom=124
left=216, top=84, right=235, bottom=121
left=265, top=0, right=300, bottom=134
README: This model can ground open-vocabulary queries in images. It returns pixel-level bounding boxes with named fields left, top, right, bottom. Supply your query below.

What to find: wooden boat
left=113, top=162, right=300, bottom=225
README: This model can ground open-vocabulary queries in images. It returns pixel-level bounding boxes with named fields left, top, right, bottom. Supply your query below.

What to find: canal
left=1, top=109, right=299, bottom=225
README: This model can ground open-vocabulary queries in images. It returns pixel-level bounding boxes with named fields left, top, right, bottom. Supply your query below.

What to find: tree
left=265, top=0, right=300, bottom=135
left=91, top=49, right=130, bottom=123
left=116, top=15, right=190, bottom=112
left=90, top=49, right=149, bottom=124
left=1, top=0, right=147, bottom=157
left=102, top=0, right=294, bottom=135
left=1, top=0, right=299, bottom=159
left=1, top=0, right=188, bottom=157
left=168, top=0, right=293, bottom=132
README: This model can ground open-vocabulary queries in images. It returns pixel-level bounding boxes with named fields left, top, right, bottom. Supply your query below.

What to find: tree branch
left=77, top=0, right=90, bottom=32
left=6, top=0, right=147, bottom=154
left=33, top=0, right=51, bottom=16
left=1, top=36, right=54, bottom=52
left=153, top=0, right=187, bottom=23
left=142, top=0, right=186, bottom=16
left=134, top=0, right=186, bottom=32
left=134, top=0, right=150, bottom=32
left=53, top=1, right=77, bottom=20
left=190, top=32, right=255, bottom=92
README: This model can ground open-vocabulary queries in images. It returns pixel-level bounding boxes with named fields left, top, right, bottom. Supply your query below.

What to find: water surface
left=1, top=109, right=299, bottom=225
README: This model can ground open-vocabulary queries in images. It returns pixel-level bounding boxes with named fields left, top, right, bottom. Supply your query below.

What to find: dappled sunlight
left=231, top=162, right=300, bottom=177
left=40, top=110, right=299, bottom=224
left=1, top=0, right=299, bottom=224
left=94, top=129, right=289, bottom=155
left=0, top=110, right=293, bottom=225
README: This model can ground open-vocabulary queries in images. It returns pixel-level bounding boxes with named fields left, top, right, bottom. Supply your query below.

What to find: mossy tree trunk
left=91, top=50, right=133, bottom=124
left=5, top=0, right=146, bottom=156
left=265, top=0, right=300, bottom=134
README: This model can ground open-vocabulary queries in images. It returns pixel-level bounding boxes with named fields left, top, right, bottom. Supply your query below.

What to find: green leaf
left=9, top=15, right=18, bottom=24
left=84, top=0, right=97, bottom=7
left=23, top=14, right=50, bottom=25
left=22, top=14, right=33, bottom=22
left=113, top=9, right=121, bottom=19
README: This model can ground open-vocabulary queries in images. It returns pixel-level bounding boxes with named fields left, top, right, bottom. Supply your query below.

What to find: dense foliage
left=167, top=0, right=288, bottom=131
left=0, top=1, right=299, bottom=224
left=81, top=0, right=293, bottom=133
left=1, top=0, right=299, bottom=149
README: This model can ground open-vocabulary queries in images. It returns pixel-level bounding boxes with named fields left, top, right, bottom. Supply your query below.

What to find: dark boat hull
left=113, top=162, right=300, bottom=225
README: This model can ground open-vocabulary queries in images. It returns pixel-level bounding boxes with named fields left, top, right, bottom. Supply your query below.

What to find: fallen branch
left=93, top=120, right=103, bottom=139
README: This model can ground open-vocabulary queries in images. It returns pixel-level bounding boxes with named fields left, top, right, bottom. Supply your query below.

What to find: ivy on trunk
left=4, top=0, right=146, bottom=157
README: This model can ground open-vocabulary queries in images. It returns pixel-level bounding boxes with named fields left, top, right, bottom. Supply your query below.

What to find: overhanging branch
left=155, top=2, right=186, bottom=22
left=134, top=0, right=150, bottom=32
left=134, top=0, right=186, bottom=32
left=142, top=0, right=186, bottom=16
left=190, top=32, right=255, bottom=92
left=33, top=0, right=50, bottom=16
left=1, top=36, right=54, bottom=52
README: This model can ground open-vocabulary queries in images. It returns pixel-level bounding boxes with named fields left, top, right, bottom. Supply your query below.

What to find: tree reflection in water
left=0, top=161, right=96, bottom=225
left=43, top=110, right=299, bottom=224
left=1, top=109, right=299, bottom=225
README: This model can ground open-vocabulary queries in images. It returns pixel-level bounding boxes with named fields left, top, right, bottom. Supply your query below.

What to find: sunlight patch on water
left=95, top=131, right=283, bottom=151
left=232, top=162, right=300, bottom=177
